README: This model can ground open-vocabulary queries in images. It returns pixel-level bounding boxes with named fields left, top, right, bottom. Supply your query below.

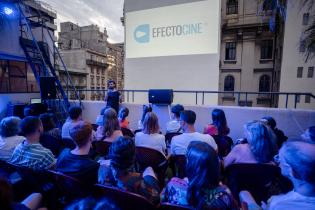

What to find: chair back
left=0, top=160, right=15, bottom=178
left=165, top=132, right=181, bottom=146
left=212, top=135, right=233, bottom=158
left=225, top=163, right=292, bottom=203
left=40, top=133, right=63, bottom=156
left=92, top=141, right=112, bottom=157
left=94, top=184, right=155, bottom=210
left=160, top=203, right=194, bottom=210
left=121, top=127, right=135, bottom=138
left=62, top=138, right=76, bottom=149
left=171, top=155, right=186, bottom=178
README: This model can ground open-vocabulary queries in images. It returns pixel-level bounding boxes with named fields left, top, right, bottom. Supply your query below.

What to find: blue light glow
left=4, top=7, right=13, bottom=16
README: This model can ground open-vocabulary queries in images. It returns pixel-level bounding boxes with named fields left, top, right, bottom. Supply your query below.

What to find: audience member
left=166, top=104, right=184, bottom=133
left=240, top=141, right=315, bottom=210
left=39, top=113, right=61, bottom=140
left=162, top=141, right=238, bottom=210
left=204, top=108, right=230, bottom=136
left=118, top=107, right=130, bottom=129
left=0, top=117, right=24, bottom=162
left=95, top=107, right=107, bottom=126
left=66, top=196, right=119, bottom=210
left=62, top=106, right=83, bottom=139
left=301, top=126, right=315, bottom=143
left=224, top=121, right=277, bottom=168
left=170, top=110, right=217, bottom=155
left=261, top=116, right=288, bottom=148
left=95, top=108, right=122, bottom=142
left=10, top=116, right=55, bottom=170
left=98, top=136, right=160, bottom=205
left=0, top=177, right=44, bottom=210
left=57, top=121, right=99, bottom=184
left=137, top=104, right=152, bottom=130
left=135, top=112, right=166, bottom=156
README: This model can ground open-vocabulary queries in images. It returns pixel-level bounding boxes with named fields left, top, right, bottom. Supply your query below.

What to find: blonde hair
left=103, top=108, right=120, bottom=137
left=142, top=112, right=160, bottom=134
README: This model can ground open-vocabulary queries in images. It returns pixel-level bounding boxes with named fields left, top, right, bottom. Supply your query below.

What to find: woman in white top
left=135, top=112, right=166, bottom=156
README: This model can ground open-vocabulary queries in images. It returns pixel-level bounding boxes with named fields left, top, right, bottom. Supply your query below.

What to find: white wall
left=81, top=101, right=315, bottom=142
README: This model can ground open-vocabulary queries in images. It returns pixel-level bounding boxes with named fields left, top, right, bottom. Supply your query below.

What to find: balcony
left=86, top=59, right=108, bottom=68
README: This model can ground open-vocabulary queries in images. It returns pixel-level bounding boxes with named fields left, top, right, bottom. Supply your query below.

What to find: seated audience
left=95, top=107, right=107, bottom=127
left=62, top=106, right=82, bottom=139
left=39, top=113, right=61, bottom=140
left=261, top=116, right=288, bottom=148
left=66, top=196, right=119, bottom=210
left=98, top=136, right=160, bottom=205
left=0, top=177, right=44, bottom=210
left=118, top=107, right=130, bottom=129
left=224, top=121, right=277, bottom=168
left=301, top=126, right=315, bottom=143
left=10, top=116, right=55, bottom=170
left=137, top=104, right=152, bottom=130
left=166, top=104, right=184, bottom=133
left=95, top=108, right=122, bottom=142
left=135, top=112, right=166, bottom=156
left=170, top=110, right=217, bottom=155
left=57, top=121, right=99, bottom=184
left=162, top=141, right=238, bottom=209
left=0, top=117, right=24, bottom=162
left=240, top=141, right=315, bottom=210
left=204, top=108, right=230, bottom=136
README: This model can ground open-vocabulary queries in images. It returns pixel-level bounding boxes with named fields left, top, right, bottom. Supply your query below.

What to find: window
left=96, top=76, right=100, bottom=85
left=102, top=78, right=105, bottom=85
left=90, top=75, right=94, bottom=85
left=259, top=75, right=270, bottom=92
left=227, top=0, right=238, bottom=15
left=224, top=75, right=235, bottom=91
left=305, top=95, right=311, bottom=103
left=297, top=67, right=303, bottom=78
left=91, top=68, right=94, bottom=74
left=261, top=40, right=273, bottom=59
left=296, top=95, right=300, bottom=103
left=303, top=13, right=309, bottom=25
left=300, top=40, right=306, bottom=52
left=225, top=42, right=236, bottom=60
left=97, top=68, right=100, bottom=75
left=308, top=67, right=314, bottom=78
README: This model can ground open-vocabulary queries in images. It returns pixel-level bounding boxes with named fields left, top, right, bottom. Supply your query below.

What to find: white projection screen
left=124, top=0, right=221, bottom=105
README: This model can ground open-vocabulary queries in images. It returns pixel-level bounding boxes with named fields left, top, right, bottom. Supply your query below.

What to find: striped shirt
left=10, top=140, right=56, bottom=170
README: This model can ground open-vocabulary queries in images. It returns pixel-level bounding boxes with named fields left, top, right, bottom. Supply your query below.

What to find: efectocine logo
left=134, top=24, right=150, bottom=43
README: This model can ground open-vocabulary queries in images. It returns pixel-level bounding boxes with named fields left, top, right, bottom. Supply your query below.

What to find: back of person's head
left=211, top=109, right=228, bottom=135
left=0, top=178, right=13, bottom=210
left=70, top=121, right=93, bottom=148
left=118, top=107, right=129, bottom=121
left=103, top=108, right=120, bottom=137
left=39, top=113, right=56, bottom=132
left=66, top=196, right=119, bottom=210
left=171, top=104, right=184, bottom=119
left=186, top=141, right=220, bottom=208
left=261, top=116, right=277, bottom=130
left=24, top=106, right=37, bottom=117
left=142, top=112, right=159, bottom=134
left=301, top=126, right=315, bottom=143
left=109, top=136, right=135, bottom=172
left=280, top=141, right=315, bottom=185
left=245, top=121, right=277, bottom=163
left=141, top=104, right=152, bottom=123
left=20, top=116, right=42, bottom=136
left=68, top=106, right=82, bottom=120
left=0, top=116, right=21, bottom=138
left=180, top=110, right=196, bottom=125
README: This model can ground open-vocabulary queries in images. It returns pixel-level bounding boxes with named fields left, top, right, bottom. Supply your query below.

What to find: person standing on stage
left=104, top=80, right=121, bottom=114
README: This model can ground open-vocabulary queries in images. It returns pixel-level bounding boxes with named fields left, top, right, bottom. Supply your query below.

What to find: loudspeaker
left=40, top=77, right=56, bottom=100
left=148, top=89, right=173, bottom=105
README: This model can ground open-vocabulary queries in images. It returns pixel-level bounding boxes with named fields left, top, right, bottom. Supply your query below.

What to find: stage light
left=3, top=7, right=13, bottom=16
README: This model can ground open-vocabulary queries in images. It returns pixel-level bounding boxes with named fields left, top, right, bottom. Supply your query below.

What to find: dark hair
left=142, top=112, right=160, bottom=134
left=70, top=121, right=93, bottom=148
left=20, top=116, right=42, bottom=136
left=39, top=113, right=56, bottom=132
left=171, top=104, right=184, bottom=118
left=118, top=107, right=129, bottom=121
left=68, top=106, right=82, bottom=120
left=307, top=126, right=315, bottom=142
left=103, top=108, right=120, bottom=138
left=180, top=110, right=196, bottom=125
left=186, top=141, right=220, bottom=209
left=141, top=105, right=152, bottom=124
left=261, top=116, right=277, bottom=130
left=0, top=178, right=13, bottom=210
left=211, top=109, right=229, bottom=136
left=0, top=117, right=21, bottom=138
left=66, top=196, right=119, bottom=210
left=107, top=80, right=116, bottom=88
left=109, top=136, right=135, bottom=172
left=24, top=107, right=37, bottom=117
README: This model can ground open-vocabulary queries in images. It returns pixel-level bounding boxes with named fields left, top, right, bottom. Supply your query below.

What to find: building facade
left=219, top=0, right=279, bottom=107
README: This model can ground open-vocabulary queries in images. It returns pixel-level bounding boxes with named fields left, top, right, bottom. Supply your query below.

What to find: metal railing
left=71, top=89, right=315, bottom=109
